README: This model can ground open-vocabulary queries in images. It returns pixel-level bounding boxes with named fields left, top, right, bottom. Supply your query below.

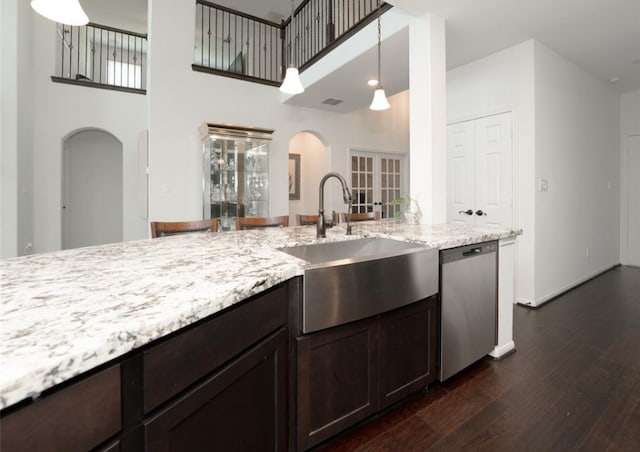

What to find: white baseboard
left=489, top=341, right=515, bottom=359
left=516, top=264, right=618, bottom=308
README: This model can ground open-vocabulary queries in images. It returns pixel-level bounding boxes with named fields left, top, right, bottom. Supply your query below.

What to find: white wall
left=148, top=0, right=410, bottom=225
left=288, top=132, right=329, bottom=224
left=1, top=0, right=19, bottom=258
left=534, top=42, right=620, bottom=303
left=620, top=90, right=640, bottom=264
left=29, top=15, right=147, bottom=253
left=447, top=40, right=536, bottom=305
left=448, top=39, right=622, bottom=307
left=1, top=0, right=34, bottom=258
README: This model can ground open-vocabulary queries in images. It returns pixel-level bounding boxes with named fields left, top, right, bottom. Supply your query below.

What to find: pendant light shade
left=280, top=0, right=305, bottom=95
left=31, top=0, right=89, bottom=26
left=369, top=0, right=389, bottom=111
left=280, top=67, right=304, bottom=94
left=370, top=88, right=390, bottom=110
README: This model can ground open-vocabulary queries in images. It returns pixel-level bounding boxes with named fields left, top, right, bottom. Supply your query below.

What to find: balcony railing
left=52, top=22, right=147, bottom=94
left=286, top=0, right=390, bottom=72
left=193, top=1, right=283, bottom=86
left=193, top=0, right=391, bottom=86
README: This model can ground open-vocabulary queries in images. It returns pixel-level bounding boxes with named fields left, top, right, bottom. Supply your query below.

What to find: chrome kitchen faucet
left=317, top=172, right=352, bottom=238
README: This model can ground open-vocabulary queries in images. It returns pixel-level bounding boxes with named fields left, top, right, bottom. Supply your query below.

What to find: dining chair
left=150, top=218, right=218, bottom=238
left=340, top=211, right=381, bottom=222
left=236, top=215, right=290, bottom=230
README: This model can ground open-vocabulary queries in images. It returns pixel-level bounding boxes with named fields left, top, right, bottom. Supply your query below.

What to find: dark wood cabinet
left=379, top=296, right=438, bottom=409
left=0, top=365, right=122, bottom=452
left=0, top=281, right=293, bottom=452
left=142, top=284, right=287, bottom=413
left=145, top=329, right=288, bottom=452
left=296, top=317, right=379, bottom=450
left=296, top=296, right=438, bottom=450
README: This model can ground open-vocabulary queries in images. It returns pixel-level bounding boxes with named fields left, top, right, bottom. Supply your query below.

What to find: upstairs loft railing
left=51, top=22, right=147, bottom=94
left=286, top=0, right=391, bottom=72
left=193, top=2, right=283, bottom=86
left=193, top=0, right=391, bottom=87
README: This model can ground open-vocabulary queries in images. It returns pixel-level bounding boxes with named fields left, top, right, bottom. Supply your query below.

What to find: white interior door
left=627, top=136, right=640, bottom=266
left=447, top=112, right=513, bottom=229
left=447, top=121, right=475, bottom=224
left=63, top=130, right=123, bottom=249
left=474, top=113, right=513, bottom=228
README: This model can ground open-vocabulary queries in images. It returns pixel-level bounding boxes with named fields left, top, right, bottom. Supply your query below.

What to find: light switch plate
left=539, top=178, right=549, bottom=192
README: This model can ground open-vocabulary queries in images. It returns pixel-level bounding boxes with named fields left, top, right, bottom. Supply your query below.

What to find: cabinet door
left=379, top=297, right=438, bottom=409
left=296, top=318, right=378, bottom=450
left=0, top=365, right=121, bottom=452
left=145, top=329, right=287, bottom=452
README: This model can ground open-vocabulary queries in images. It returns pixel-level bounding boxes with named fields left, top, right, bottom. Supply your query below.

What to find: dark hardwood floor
left=319, top=265, right=640, bottom=452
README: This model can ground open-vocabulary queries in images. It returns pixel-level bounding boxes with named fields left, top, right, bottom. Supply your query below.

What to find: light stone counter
left=0, top=221, right=520, bottom=410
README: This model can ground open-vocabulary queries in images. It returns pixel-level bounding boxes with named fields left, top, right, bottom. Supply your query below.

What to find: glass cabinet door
left=200, top=123, right=273, bottom=230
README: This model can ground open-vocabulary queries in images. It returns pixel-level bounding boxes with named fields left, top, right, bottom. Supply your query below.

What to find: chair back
left=151, top=219, right=218, bottom=238
left=296, top=214, right=319, bottom=226
left=341, top=211, right=381, bottom=222
left=236, top=215, right=289, bottom=230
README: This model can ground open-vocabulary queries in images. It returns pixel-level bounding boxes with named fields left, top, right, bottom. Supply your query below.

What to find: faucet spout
left=317, top=172, right=352, bottom=238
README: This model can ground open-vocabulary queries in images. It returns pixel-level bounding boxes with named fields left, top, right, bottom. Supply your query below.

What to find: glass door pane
left=380, top=157, right=402, bottom=219
left=350, top=155, right=375, bottom=213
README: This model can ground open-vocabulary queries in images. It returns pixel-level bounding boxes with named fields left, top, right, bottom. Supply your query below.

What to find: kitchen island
left=0, top=221, right=520, bottom=450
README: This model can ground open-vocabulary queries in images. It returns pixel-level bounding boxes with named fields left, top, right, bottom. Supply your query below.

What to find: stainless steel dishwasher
left=439, top=241, right=497, bottom=381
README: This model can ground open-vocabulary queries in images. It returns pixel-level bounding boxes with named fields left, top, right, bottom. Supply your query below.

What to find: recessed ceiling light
left=609, top=76, right=621, bottom=83
left=367, top=79, right=378, bottom=87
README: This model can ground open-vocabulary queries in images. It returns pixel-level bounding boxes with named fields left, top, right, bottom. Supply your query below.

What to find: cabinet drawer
left=0, top=365, right=121, bottom=452
left=143, top=284, right=287, bottom=413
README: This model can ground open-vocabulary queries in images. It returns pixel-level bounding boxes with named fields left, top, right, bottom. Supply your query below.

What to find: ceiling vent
left=321, top=98, right=344, bottom=106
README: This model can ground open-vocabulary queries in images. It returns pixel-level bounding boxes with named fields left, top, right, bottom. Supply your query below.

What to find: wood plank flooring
left=319, top=266, right=640, bottom=452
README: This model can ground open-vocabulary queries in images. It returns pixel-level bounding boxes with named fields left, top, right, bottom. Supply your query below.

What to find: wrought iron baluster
left=69, top=26, right=73, bottom=79
left=92, top=26, right=96, bottom=81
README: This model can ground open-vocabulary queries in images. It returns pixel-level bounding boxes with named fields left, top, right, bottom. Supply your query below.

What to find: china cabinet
left=200, top=123, right=273, bottom=230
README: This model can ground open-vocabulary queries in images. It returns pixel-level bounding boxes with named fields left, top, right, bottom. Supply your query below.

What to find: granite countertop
left=0, top=221, right=520, bottom=410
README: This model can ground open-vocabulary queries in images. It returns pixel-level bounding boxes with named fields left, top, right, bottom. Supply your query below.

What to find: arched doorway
left=288, top=131, right=329, bottom=224
left=62, top=129, right=123, bottom=249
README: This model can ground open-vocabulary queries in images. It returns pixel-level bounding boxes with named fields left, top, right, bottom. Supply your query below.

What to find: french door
left=350, top=151, right=408, bottom=219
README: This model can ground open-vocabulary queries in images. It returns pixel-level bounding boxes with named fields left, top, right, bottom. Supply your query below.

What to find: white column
left=490, top=236, right=517, bottom=358
left=409, top=14, right=446, bottom=224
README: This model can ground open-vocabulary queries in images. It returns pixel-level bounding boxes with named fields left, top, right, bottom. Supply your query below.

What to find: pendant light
left=31, top=0, right=89, bottom=26
left=369, top=0, right=390, bottom=111
left=280, top=0, right=305, bottom=94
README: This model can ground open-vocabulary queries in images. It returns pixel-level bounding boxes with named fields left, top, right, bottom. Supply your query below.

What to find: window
left=107, top=60, right=142, bottom=89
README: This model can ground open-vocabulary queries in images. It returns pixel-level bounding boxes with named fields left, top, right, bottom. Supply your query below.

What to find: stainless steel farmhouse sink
left=279, top=237, right=439, bottom=333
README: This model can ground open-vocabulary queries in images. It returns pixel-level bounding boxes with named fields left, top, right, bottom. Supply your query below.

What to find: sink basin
left=279, top=237, right=438, bottom=333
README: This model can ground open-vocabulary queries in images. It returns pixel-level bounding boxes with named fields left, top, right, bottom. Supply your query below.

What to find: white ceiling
left=390, top=0, right=640, bottom=93
left=81, top=0, right=640, bottom=112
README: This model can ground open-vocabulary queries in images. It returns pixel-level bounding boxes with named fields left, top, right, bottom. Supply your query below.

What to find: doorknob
left=458, top=209, right=473, bottom=216
left=475, top=210, right=487, bottom=216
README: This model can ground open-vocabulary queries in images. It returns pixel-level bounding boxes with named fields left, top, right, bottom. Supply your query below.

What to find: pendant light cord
left=376, top=1, right=382, bottom=88
left=289, top=0, right=295, bottom=68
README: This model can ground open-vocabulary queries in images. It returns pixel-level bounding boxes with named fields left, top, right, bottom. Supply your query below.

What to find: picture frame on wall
left=289, top=154, right=300, bottom=200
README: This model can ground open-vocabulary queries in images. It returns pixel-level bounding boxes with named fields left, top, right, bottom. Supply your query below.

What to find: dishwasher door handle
left=462, top=247, right=482, bottom=256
